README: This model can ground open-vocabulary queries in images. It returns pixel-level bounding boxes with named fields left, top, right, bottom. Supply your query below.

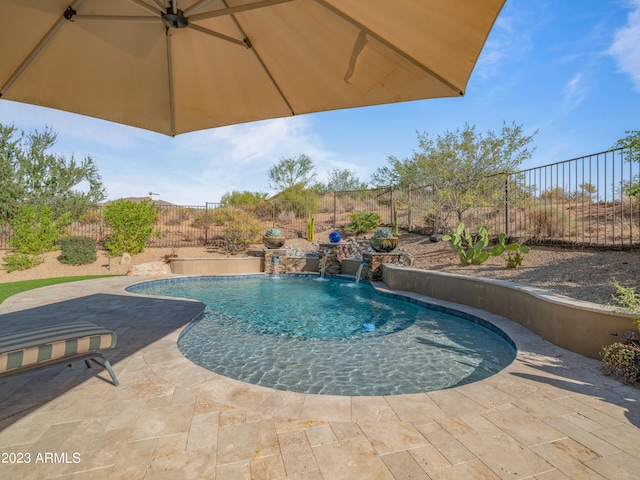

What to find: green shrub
left=612, top=281, right=640, bottom=322
left=529, top=204, right=567, bottom=238
left=274, top=184, right=318, bottom=218
left=600, top=342, right=640, bottom=384
left=249, top=202, right=275, bottom=221
left=9, top=204, right=71, bottom=255
left=211, top=206, right=237, bottom=226
left=3, top=204, right=71, bottom=272
left=600, top=282, right=640, bottom=383
left=103, top=199, right=158, bottom=256
left=345, top=210, right=380, bottom=235
left=2, top=252, right=44, bottom=272
left=223, top=210, right=263, bottom=253
left=59, top=236, right=97, bottom=265
left=220, top=190, right=269, bottom=206
left=191, top=210, right=214, bottom=228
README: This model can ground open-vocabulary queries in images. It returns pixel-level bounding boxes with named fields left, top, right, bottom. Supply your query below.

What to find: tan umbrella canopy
left=0, top=0, right=505, bottom=136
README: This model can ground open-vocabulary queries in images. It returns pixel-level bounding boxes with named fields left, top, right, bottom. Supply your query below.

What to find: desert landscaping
left=2, top=229, right=639, bottom=308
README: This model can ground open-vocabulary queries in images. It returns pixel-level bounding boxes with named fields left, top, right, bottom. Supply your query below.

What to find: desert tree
left=268, top=154, right=317, bottom=191
left=0, top=123, right=106, bottom=219
left=323, top=168, right=368, bottom=192
left=613, top=130, right=640, bottom=164
left=613, top=130, right=640, bottom=199
left=371, top=122, right=537, bottom=224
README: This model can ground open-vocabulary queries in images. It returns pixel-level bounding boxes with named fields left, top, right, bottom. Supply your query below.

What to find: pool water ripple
left=128, top=275, right=516, bottom=396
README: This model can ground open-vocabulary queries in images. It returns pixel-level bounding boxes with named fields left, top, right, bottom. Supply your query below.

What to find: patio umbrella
left=0, top=0, right=505, bottom=136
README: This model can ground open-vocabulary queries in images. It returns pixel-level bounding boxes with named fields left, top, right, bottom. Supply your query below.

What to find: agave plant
left=372, top=227, right=394, bottom=238
left=264, top=227, right=283, bottom=238
left=370, top=227, right=398, bottom=252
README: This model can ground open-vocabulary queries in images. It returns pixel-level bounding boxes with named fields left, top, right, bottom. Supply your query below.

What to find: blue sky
left=1, top=0, right=639, bottom=205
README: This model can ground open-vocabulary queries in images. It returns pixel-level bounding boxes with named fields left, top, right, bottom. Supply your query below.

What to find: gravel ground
left=1, top=231, right=638, bottom=306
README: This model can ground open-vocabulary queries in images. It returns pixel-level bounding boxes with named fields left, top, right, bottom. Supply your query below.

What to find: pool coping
left=382, top=264, right=638, bottom=359
left=2, top=274, right=638, bottom=479
left=118, top=273, right=598, bottom=407
left=1, top=273, right=594, bottom=408
left=126, top=274, right=518, bottom=396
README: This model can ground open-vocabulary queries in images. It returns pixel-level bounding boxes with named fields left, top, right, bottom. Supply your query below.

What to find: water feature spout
left=355, top=259, right=368, bottom=285
left=320, top=250, right=329, bottom=279
left=272, top=255, right=280, bottom=277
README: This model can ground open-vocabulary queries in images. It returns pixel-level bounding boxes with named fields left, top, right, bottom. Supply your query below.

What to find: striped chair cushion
left=0, top=321, right=117, bottom=375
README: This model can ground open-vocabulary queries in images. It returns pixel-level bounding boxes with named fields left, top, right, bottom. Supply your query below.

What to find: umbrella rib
left=188, top=24, right=248, bottom=48
left=189, top=0, right=295, bottom=22
left=313, top=0, right=464, bottom=96
left=166, top=29, right=176, bottom=137
left=74, top=15, right=158, bottom=24
left=183, top=0, right=215, bottom=17
left=125, top=0, right=162, bottom=16
left=219, top=0, right=296, bottom=115
left=147, top=0, right=165, bottom=10
left=0, top=0, right=86, bottom=97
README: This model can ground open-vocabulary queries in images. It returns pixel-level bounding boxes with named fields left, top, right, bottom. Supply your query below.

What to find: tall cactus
left=306, top=213, right=315, bottom=242
left=392, top=203, right=398, bottom=237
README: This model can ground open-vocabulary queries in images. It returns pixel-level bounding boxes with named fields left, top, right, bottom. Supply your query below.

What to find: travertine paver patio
left=1, top=276, right=639, bottom=479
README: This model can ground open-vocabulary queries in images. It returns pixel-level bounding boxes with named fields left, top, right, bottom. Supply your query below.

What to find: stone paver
left=1, top=276, right=639, bottom=479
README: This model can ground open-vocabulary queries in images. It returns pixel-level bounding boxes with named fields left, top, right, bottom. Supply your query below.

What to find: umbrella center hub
left=162, top=9, right=188, bottom=29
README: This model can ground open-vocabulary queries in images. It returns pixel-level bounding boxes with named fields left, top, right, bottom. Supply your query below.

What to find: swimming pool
left=128, top=275, right=516, bottom=396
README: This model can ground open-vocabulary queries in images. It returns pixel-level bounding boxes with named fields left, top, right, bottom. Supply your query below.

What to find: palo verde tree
left=268, top=154, right=317, bottom=191
left=613, top=130, right=640, bottom=164
left=613, top=130, right=640, bottom=199
left=371, top=122, right=537, bottom=223
left=323, top=168, right=368, bottom=192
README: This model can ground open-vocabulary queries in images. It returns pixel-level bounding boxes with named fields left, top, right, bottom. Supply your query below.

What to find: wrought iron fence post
left=305, top=194, right=309, bottom=222
left=407, top=184, right=413, bottom=231
left=205, top=202, right=210, bottom=244
left=333, top=192, right=337, bottom=228
left=504, top=176, right=510, bottom=237
left=389, top=185, right=394, bottom=225
left=272, top=201, right=276, bottom=227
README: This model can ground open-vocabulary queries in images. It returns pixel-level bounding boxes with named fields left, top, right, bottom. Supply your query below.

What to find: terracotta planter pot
left=263, top=237, right=286, bottom=249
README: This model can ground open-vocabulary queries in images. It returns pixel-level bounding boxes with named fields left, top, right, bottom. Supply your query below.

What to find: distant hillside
left=107, top=197, right=176, bottom=206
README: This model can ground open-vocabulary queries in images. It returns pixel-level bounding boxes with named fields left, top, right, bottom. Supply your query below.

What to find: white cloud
left=608, top=0, right=640, bottom=91
left=102, top=115, right=340, bottom=204
left=201, top=116, right=329, bottom=164
left=563, top=73, right=587, bottom=108
left=472, top=4, right=538, bottom=82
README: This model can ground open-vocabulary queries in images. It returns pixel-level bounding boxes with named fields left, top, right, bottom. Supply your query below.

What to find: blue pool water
left=128, top=275, right=516, bottom=396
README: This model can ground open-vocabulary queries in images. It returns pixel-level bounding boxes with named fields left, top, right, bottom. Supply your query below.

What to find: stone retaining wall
left=381, top=264, right=637, bottom=359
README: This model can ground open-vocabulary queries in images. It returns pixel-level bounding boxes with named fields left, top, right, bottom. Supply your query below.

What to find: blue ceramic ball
left=329, top=231, right=341, bottom=243
left=363, top=323, right=375, bottom=332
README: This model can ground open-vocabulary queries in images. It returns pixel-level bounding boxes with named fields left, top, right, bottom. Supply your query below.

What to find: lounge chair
left=0, top=321, right=119, bottom=386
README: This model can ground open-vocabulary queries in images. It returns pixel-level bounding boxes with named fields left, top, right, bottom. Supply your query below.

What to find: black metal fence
left=1, top=147, right=639, bottom=250
left=503, top=147, right=639, bottom=247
